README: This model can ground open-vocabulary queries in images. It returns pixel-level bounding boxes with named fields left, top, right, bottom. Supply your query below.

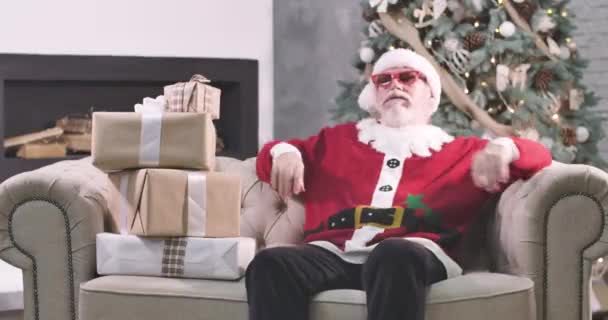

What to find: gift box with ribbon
left=106, top=168, right=241, bottom=237
left=92, top=111, right=216, bottom=171
left=96, top=233, right=256, bottom=280
left=164, top=74, right=221, bottom=119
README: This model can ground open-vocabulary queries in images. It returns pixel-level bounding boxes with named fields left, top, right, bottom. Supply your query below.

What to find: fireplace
left=0, top=54, right=258, bottom=181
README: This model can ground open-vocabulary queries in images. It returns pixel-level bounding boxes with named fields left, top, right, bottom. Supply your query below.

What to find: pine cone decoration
left=512, top=0, right=538, bottom=23
left=561, top=127, right=577, bottom=146
left=534, top=68, right=554, bottom=91
left=362, top=6, right=379, bottom=22
left=463, top=32, right=486, bottom=51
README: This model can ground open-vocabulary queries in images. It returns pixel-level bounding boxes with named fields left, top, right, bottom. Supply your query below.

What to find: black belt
left=327, top=206, right=421, bottom=231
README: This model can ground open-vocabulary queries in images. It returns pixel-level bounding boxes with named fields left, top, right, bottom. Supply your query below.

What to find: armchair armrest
left=493, top=161, right=608, bottom=320
left=0, top=158, right=110, bottom=320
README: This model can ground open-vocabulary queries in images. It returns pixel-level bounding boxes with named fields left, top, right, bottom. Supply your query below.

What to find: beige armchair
left=0, top=156, right=607, bottom=320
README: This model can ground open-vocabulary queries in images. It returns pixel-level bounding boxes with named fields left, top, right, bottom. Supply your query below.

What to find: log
left=4, top=127, right=64, bottom=149
left=17, top=142, right=67, bottom=159
left=56, top=115, right=92, bottom=134
left=63, top=133, right=91, bottom=152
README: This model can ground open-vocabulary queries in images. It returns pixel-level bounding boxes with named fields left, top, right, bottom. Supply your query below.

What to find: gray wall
left=569, top=1, right=608, bottom=156
left=274, top=1, right=608, bottom=155
left=273, top=0, right=363, bottom=139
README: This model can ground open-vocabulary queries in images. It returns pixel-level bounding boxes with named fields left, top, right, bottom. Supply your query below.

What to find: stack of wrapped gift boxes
left=92, top=75, right=256, bottom=280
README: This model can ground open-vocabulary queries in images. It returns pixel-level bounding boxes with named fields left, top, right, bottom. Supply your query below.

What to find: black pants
left=245, top=238, right=447, bottom=320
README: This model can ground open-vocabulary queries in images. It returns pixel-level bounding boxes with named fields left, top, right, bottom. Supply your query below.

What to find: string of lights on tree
left=333, top=0, right=606, bottom=167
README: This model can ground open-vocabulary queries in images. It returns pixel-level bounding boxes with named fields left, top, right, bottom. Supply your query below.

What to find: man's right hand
left=270, top=152, right=305, bottom=199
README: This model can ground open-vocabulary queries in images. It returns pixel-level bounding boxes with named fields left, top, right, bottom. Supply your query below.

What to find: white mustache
left=384, top=91, right=411, bottom=104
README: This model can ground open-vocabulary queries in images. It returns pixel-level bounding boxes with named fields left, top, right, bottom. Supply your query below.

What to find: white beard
left=377, top=106, right=417, bottom=128
left=356, top=118, right=454, bottom=159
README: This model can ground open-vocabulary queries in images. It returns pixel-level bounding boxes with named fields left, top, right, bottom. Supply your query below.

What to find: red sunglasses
left=371, top=70, right=427, bottom=88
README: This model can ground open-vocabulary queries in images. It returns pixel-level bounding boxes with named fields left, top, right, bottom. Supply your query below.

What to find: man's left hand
left=471, top=142, right=513, bottom=193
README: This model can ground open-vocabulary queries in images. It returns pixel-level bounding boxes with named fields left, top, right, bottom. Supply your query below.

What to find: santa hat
left=358, top=48, right=442, bottom=113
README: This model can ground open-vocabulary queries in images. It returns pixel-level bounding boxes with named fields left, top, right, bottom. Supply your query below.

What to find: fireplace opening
left=0, top=54, right=258, bottom=181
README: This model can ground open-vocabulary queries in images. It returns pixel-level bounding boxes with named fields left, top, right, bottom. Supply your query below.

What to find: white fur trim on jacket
left=356, top=118, right=454, bottom=159
left=358, top=49, right=442, bottom=114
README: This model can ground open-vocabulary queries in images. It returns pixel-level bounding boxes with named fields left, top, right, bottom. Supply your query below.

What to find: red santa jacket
left=256, top=121, right=552, bottom=254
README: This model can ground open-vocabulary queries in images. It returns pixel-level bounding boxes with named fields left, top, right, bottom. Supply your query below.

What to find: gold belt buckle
left=354, top=206, right=405, bottom=229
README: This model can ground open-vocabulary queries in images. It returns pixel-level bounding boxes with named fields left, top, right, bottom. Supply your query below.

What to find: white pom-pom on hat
left=358, top=48, right=442, bottom=114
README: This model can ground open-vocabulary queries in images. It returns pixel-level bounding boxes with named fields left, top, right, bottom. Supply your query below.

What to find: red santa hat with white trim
left=358, top=48, right=442, bottom=114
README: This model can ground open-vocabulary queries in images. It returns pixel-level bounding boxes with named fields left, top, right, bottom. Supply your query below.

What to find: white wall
left=0, top=0, right=274, bottom=146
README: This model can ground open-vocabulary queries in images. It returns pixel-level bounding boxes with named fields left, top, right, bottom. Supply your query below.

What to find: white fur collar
left=356, top=118, right=454, bottom=159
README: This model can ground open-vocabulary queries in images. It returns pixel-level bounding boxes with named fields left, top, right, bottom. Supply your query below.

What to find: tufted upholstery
left=0, top=158, right=109, bottom=320
left=1, top=156, right=608, bottom=320
left=217, top=157, right=305, bottom=249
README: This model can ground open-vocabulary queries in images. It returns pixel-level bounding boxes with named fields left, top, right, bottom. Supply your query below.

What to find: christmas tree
left=332, top=0, right=606, bottom=167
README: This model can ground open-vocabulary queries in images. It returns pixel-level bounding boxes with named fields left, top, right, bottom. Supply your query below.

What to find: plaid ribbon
left=164, top=74, right=211, bottom=113
left=161, top=238, right=188, bottom=277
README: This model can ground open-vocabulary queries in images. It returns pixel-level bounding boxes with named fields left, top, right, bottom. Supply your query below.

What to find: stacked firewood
left=5, top=113, right=225, bottom=159
left=4, top=114, right=92, bottom=159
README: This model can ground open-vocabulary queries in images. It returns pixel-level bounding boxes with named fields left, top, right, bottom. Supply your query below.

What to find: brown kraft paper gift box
left=106, top=168, right=241, bottom=237
left=92, top=112, right=216, bottom=171
left=164, top=74, right=221, bottom=119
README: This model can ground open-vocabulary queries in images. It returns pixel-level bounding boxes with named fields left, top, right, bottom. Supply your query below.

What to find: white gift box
left=0, top=259, right=22, bottom=311
left=96, top=233, right=256, bottom=280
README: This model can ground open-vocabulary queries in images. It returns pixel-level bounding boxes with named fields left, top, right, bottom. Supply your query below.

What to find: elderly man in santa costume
left=246, top=49, right=552, bottom=320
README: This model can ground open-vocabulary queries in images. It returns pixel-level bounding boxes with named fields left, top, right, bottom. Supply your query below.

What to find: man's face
left=372, top=67, right=434, bottom=128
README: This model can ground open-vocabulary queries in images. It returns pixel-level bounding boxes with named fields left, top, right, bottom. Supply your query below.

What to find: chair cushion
left=79, top=272, right=535, bottom=320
